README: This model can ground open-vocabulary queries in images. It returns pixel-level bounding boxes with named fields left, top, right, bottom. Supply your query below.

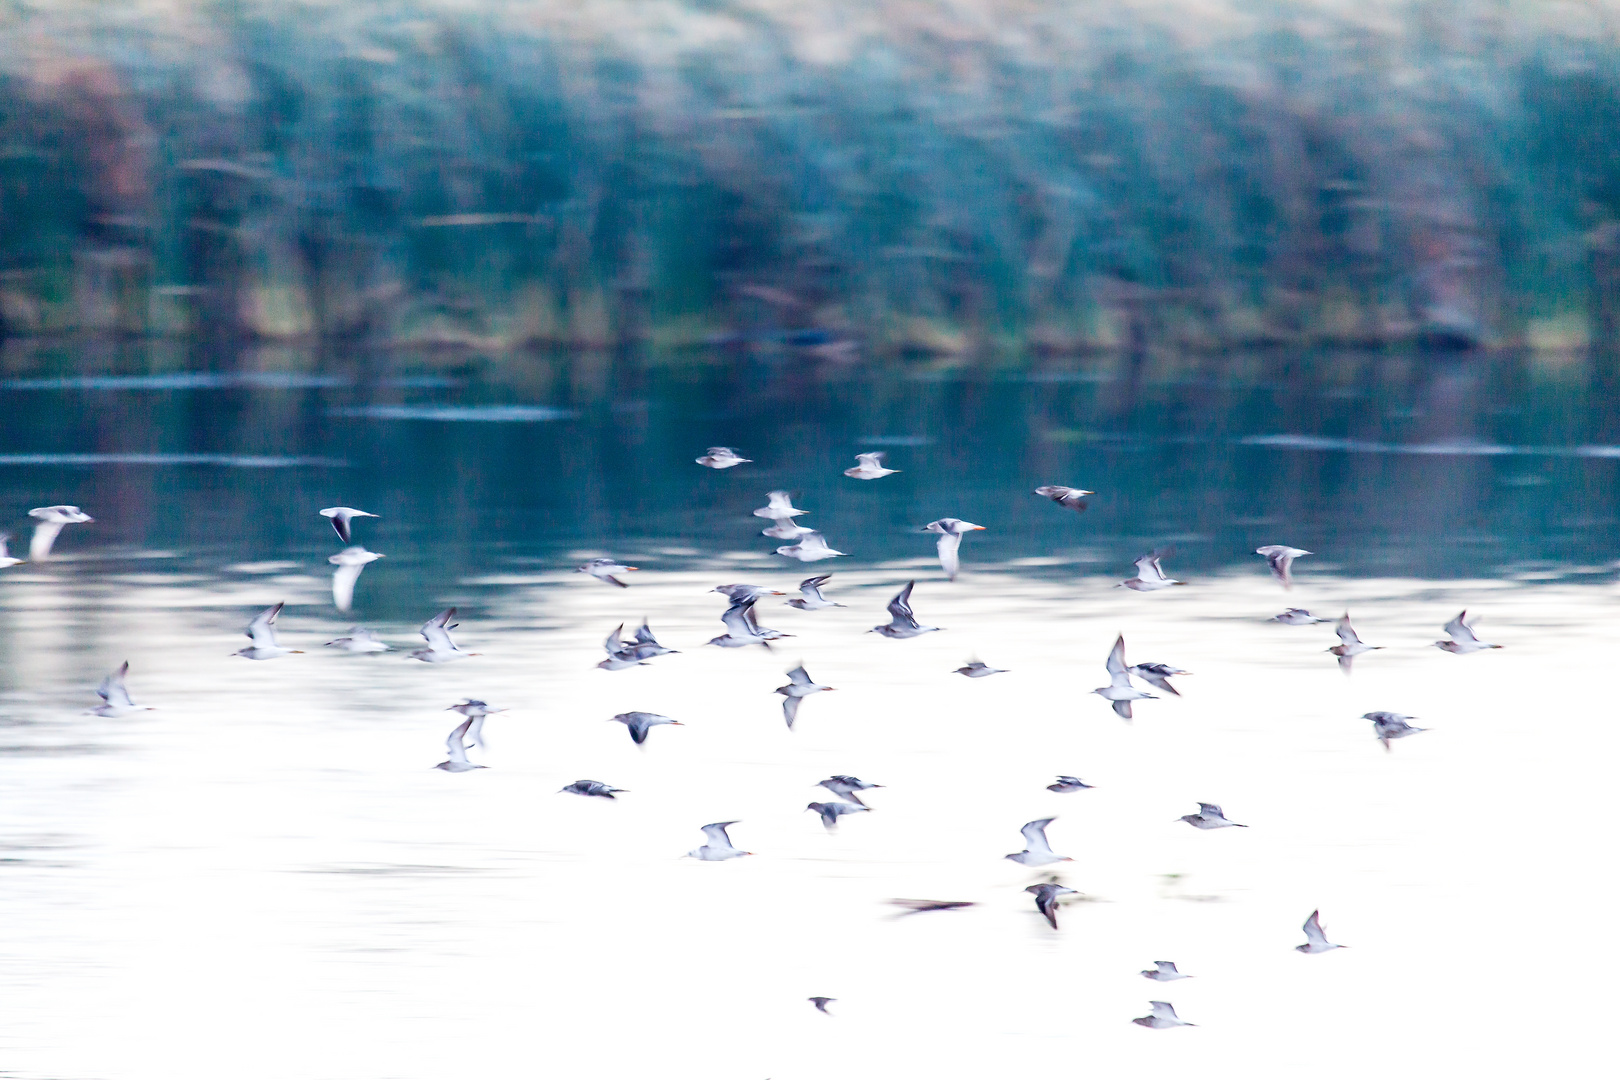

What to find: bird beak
left=669, top=720, right=685, bottom=725
left=971, top=525, right=986, bottom=530
left=625, top=566, right=640, bottom=571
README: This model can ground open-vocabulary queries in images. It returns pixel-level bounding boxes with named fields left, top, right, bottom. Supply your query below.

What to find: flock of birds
left=4, top=447, right=1503, bottom=1032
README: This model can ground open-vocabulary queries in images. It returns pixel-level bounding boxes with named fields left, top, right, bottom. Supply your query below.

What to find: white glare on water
left=0, top=567, right=1611, bottom=1078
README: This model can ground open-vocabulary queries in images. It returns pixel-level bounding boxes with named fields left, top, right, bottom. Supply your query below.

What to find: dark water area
left=0, top=346, right=1613, bottom=618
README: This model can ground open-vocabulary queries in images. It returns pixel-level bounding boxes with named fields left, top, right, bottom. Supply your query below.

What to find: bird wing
left=720, top=601, right=757, bottom=638
left=98, top=662, right=133, bottom=707
left=700, top=822, right=737, bottom=847
left=633, top=621, right=660, bottom=646
left=782, top=696, right=801, bottom=729
left=419, top=608, right=457, bottom=651
left=331, top=560, right=365, bottom=613
left=1134, top=551, right=1169, bottom=583
left=1197, top=803, right=1223, bottom=817
left=1020, top=818, right=1056, bottom=854
left=0, top=533, right=10, bottom=560
left=1335, top=615, right=1362, bottom=645
left=1156, top=961, right=1178, bottom=974
left=799, top=574, right=832, bottom=601
left=444, top=719, right=474, bottom=764
left=603, top=623, right=628, bottom=657
left=245, top=603, right=284, bottom=648
left=1302, top=910, right=1329, bottom=945
left=887, top=581, right=920, bottom=628
left=767, top=490, right=799, bottom=514
left=320, top=507, right=355, bottom=544
left=797, top=531, right=839, bottom=557
left=856, top=452, right=884, bottom=467
left=1444, top=610, right=1480, bottom=644
left=1105, top=635, right=1129, bottom=682
left=786, top=665, right=814, bottom=686
left=936, top=532, right=963, bottom=580
left=1149, top=1002, right=1178, bottom=1021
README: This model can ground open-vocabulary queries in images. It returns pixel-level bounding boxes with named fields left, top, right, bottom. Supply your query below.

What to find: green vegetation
left=2, top=0, right=1620, bottom=360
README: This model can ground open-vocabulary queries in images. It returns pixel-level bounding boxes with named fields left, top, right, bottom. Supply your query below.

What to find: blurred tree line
left=2, top=0, right=1620, bottom=364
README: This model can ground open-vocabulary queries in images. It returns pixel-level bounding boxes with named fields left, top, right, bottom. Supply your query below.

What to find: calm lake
left=0, top=349, right=1611, bottom=1078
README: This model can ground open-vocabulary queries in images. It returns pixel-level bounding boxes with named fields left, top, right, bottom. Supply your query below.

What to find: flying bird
left=328, top=545, right=383, bottom=612
left=1328, top=613, right=1382, bottom=674
left=433, top=718, right=487, bottom=773
left=1179, top=803, right=1247, bottom=829
left=708, top=596, right=791, bottom=649
left=599, top=624, right=649, bottom=671
left=775, top=531, right=846, bottom=562
left=1363, top=711, right=1427, bottom=751
left=923, top=518, right=986, bottom=581
left=1132, top=1001, right=1195, bottom=1029
left=27, top=505, right=92, bottom=561
left=687, top=821, right=750, bottom=861
left=1092, top=636, right=1156, bottom=719
left=88, top=662, right=153, bottom=717
left=1128, top=661, right=1190, bottom=696
left=234, top=602, right=302, bottom=660
left=886, top=899, right=977, bottom=916
left=955, top=659, right=1007, bottom=678
left=410, top=608, right=476, bottom=663
left=1121, top=549, right=1183, bottom=591
left=324, top=626, right=390, bottom=653
left=807, top=997, right=836, bottom=1014
left=628, top=621, right=678, bottom=660
left=1026, top=883, right=1077, bottom=929
left=776, top=665, right=835, bottom=729
left=753, top=490, right=808, bottom=520
left=578, top=558, right=637, bottom=588
left=448, top=700, right=507, bottom=749
left=787, top=574, right=843, bottom=610
left=1296, top=910, right=1346, bottom=954
left=818, top=776, right=883, bottom=807
left=1435, top=610, right=1502, bottom=653
left=609, top=711, right=682, bottom=745
left=714, top=583, right=787, bottom=604
left=761, top=519, right=814, bottom=540
left=807, top=800, right=869, bottom=830
left=1005, top=817, right=1072, bottom=866
left=1047, top=776, right=1094, bottom=794
left=0, top=533, right=24, bottom=569
left=1034, top=485, right=1094, bottom=513
left=318, top=506, right=377, bottom=545
left=871, top=581, right=940, bottom=638
left=1255, top=545, right=1311, bottom=589
left=1141, top=961, right=1190, bottom=982
left=696, top=447, right=751, bottom=469
left=1271, top=608, right=1330, bottom=625
left=844, top=452, right=899, bottom=480
left=560, top=780, right=626, bottom=799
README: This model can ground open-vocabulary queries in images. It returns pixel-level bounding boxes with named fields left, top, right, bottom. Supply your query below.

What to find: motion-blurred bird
left=324, top=626, right=389, bottom=653
left=807, top=800, right=869, bottom=830
left=1128, top=661, right=1190, bottom=696
left=628, top=621, right=678, bottom=659
left=329, top=545, right=383, bottom=612
left=1271, top=608, right=1330, bottom=625
left=808, top=997, right=836, bottom=1014
left=560, top=780, right=626, bottom=799
left=818, top=776, right=883, bottom=807
left=578, top=558, right=637, bottom=588
left=1255, top=545, right=1311, bottom=589
left=714, top=583, right=786, bottom=604
left=609, top=711, right=682, bottom=745
left=787, top=574, right=843, bottom=610
left=319, top=506, right=377, bottom=545
left=923, top=518, right=985, bottom=581
left=234, top=602, right=302, bottom=660
left=1005, top=817, right=1072, bottom=866
left=955, top=659, right=1007, bottom=678
left=1179, top=803, right=1246, bottom=829
left=88, top=662, right=153, bottom=717
left=1121, top=549, right=1183, bottom=591
left=1047, top=776, right=1094, bottom=794
left=776, top=665, right=835, bottom=729
left=872, top=581, right=940, bottom=638
left=775, top=531, right=845, bottom=562
left=1093, top=636, right=1156, bottom=719
left=433, top=718, right=485, bottom=773
left=1296, top=910, right=1345, bottom=954
left=27, top=505, right=92, bottom=561
left=1132, top=1001, right=1195, bottom=1029
left=762, top=519, right=814, bottom=540
left=0, top=533, right=23, bottom=569
left=410, top=608, right=475, bottom=663
left=1435, top=610, right=1502, bottom=653
left=1027, top=883, right=1077, bottom=929
left=1033, top=485, right=1094, bottom=513
left=753, top=490, right=808, bottom=520
left=1328, top=613, right=1382, bottom=674
left=887, top=899, right=977, bottom=916
left=844, top=452, right=899, bottom=480
left=448, top=700, right=506, bottom=749
left=1141, top=961, right=1190, bottom=982
left=696, top=447, right=751, bottom=469
left=1363, top=711, right=1427, bottom=750
left=599, top=623, right=648, bottom=671
left=708, top=597, right=790, bottom=649
left=687, top=821, right=749, bottom=861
